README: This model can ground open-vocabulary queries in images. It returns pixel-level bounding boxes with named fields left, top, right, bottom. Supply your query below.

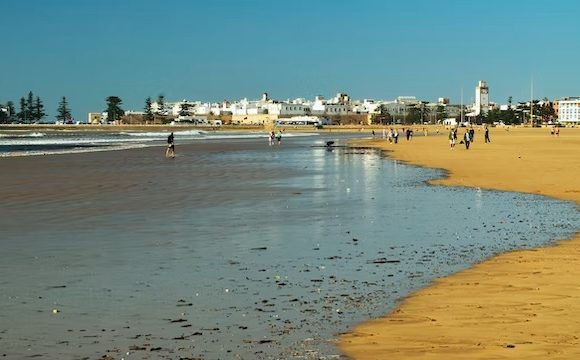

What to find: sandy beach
left=339, top=126, right=580, bottom=359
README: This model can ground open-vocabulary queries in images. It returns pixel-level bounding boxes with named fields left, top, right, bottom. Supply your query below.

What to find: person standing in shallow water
left=268, top=131, right=275, bottom=146
left=166, top=132, right=175, bottom=158
left=276, top=130, right=282, bottom=145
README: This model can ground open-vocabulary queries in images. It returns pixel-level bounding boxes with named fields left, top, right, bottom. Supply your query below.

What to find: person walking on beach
left=393, top=129, right=399, bottom=143
left=449, top=128, right=456, bottom=149
left=276, top=130, right=282, bottom=145
left=484, top=126, right=491, bottom=143
left=463, top=130, right=471, bottom=150
left=469, top=127, right=475, bottom=143
left=166, top=132, right=175, bottom=158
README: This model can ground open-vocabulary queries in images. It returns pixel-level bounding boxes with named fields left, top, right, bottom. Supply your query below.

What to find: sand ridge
left=339, top=126, right=580, bottom=359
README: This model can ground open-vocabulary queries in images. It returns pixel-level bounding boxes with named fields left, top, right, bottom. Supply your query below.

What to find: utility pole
left=530, top=77, right=534, bottom=126
left=460, top=87, right=464, bottom=125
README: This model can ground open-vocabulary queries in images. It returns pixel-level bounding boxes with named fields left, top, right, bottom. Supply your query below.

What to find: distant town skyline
left=2, top=0, right=579, bottom=122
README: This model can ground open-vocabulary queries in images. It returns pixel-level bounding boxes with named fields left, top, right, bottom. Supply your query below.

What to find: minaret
left=475, top=80, right=489, bottom=116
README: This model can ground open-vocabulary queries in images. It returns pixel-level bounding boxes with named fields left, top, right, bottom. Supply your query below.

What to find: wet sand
left=339, top=126, right=580, bottom=359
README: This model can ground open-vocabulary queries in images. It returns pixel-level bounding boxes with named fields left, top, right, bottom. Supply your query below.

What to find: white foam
left=0, top=137, right=147, bottom=146
left=121, top=129, right=207, bottom=137
left=0, top=143, right=148, bottom=158
left=0, top=131, right=321, bottom=157
left=0, top=132, right=46, bottom=138
left=27, top=132, right=46, bottom=137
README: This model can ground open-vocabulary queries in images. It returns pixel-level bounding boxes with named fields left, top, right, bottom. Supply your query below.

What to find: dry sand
left=339, top=126, right=580, bottom=359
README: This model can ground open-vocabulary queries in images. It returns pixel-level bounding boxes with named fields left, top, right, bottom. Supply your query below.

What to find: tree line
left=0, top=92, right=73, bottom=124
left=2, top=93, right=159, bottom=124
left=371, top=97, right=557, bottom=126
left=101, top=95, right=163, bottom=124
left=482, top=98, right=556, bottom=125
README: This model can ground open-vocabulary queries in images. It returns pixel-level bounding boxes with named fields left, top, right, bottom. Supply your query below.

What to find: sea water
left=0, top=133, right=578, bottom=359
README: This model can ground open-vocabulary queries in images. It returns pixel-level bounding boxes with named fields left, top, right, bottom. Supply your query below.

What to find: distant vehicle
left=172, top=115, right=210, bottom=126
left=276, top=116, right=330, bottom=127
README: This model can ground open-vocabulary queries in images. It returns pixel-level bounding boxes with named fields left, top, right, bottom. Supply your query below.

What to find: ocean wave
left=0, top=137, right=148, bottom=146
left=0, top=131, right=321, bottom=157
left=0, top=143, right=149, bottom=158
left=27, top=132, right=46, bottom=137
left=120, top=130, right=207, bottom=137
left=0, top=132, right=46, bottom=138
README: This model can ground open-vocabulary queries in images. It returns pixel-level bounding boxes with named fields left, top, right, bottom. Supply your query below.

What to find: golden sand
left=339, top=126, right=580, bottom=359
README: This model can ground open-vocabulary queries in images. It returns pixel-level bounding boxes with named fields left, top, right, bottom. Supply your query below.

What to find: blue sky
left=2, top=0, right=579, bottom=122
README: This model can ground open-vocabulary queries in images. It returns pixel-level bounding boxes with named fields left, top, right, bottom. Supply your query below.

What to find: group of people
left=165, top=125, right=493, bottom=158
left=374, top=127, right=428, bottom=143
left=164, top=129, right=286, bottom=159
left=448, top=126, right=491, bottom=150
left=384, top=128, right=399, bottom=143
left=268, top=130, right=283, bottom=145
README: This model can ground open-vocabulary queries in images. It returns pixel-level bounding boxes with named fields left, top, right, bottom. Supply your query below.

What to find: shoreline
left=339, top=127, right=580, bottom=359
left=0, top=123, right=382, bottom=133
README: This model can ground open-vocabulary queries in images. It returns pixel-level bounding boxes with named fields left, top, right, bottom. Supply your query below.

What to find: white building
left=193, top=102, right=223, bottom=116
left=266, top=103, right=309, bottom=116
left=88, top=112, right=103, bottom=124
left=311, top=95, right=349, bottom=115
left=351, top=99, right=380, bottom=114
left=558, top=97, right=580, bottom=124
left=396, top=96, right=419, bottom=105
left=230, top=98, right=261, bottom=115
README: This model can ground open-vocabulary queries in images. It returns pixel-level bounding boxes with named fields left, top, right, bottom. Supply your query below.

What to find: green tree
left=477, top=111, right=488, bottom=125
left=17, top=97, right=28, bottom=122
left=105, top=96, right=125, bottom=123
left=485, top=108, right=497, bottom=124
left=156, top=94, right=165, bottom=115
left=538, top=98, right=556, bottom=123
left=436, top=105, right=447, bottom=123
left=372, top=104, right=392, bottom=124
left=56, top=96, right=72, bottom=123
left=33, top=96, right=46, bottom=122
left=419, top=102, right=430, bottom=124
left=144, top=97, right=154, bottom=123
left=405, top=105, right=421, bottom=124
left=26, top=91, right=34, bottom=123
left=179, top=102, right=192, bottom=116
